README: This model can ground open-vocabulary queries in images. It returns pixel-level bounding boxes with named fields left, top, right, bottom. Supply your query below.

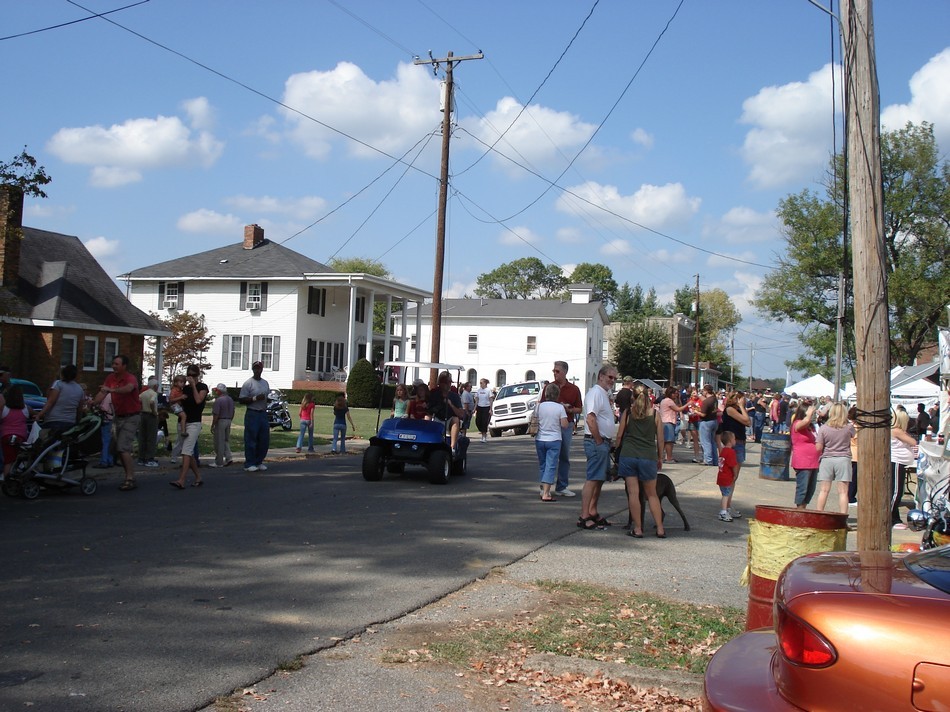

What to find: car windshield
left=497, top=383, right=539, bottom=399
left=13, top=380, right=42, bottom=397
left=903, top=545, right=950, bottom=594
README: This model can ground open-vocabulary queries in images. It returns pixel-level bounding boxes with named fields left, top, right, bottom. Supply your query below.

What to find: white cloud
left=561, top=263, right=577, bottom=278
left=177, top=209, right=244, bottom=234
left=739, top=63, right=839, bottom=189
left=90, top=166, right=141, bottom=188
left=647, top=248, right=690, bottom=264
left=881, top=47, right=950, bottom=147
left=731, top=270, right=764, bottom=318
left=463, top=96, right=597, bottom=175
left=280, top=61, right=439, bottom=160
left=499, top=225, right=540, bottom=246
left=445, top=280, right=477, bottom=299
left=630, top=127, right=654, bottom=149
left=705, top=206, right=778, bottom=245
left=557, top=181, right=701, bottom=231
left=84, top=235, right=120, bottom=259
left=183, top=97, right=215, bottom=131
left=600, top=239, right=632, bottom=256
left=47, top=113, right=224, bottom=186
left=224, top=195, right=328, bottom=221
left=556, top=226, right=583, bottom=243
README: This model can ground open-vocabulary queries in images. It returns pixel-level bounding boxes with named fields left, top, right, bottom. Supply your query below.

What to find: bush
left=345, top=359, right=380, bottom=408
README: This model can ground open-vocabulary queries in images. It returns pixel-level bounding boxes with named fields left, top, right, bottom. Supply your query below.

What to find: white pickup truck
left=488, top=380, right=542, bottom=437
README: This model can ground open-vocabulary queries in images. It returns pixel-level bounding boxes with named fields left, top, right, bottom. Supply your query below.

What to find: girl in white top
left=536, top=383, right=569, bottom=501
left=890, top=408, right=918, bottom=528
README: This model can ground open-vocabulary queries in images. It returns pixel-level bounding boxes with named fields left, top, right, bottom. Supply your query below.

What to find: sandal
left=191, top=480, right=204, bottom=488
left=627, top=529, right=643, bottom=538
left=119, top=479, right=137, bottom=491
left=591, top=514, right=612, bottom=527
left=169, top=481, right=185, bottom=490
left=578, top=516, right=605, bottom=531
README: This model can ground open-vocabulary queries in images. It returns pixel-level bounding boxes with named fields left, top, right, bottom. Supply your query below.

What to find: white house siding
left=412, top=316, right=603, bottom=392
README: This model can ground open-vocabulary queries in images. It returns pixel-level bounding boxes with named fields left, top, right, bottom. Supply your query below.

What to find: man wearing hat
left=210, top=383, right=235, bottom=468
left=136, top=376, right=160, bottom=467
left=239, top=361, right=270, bottom=472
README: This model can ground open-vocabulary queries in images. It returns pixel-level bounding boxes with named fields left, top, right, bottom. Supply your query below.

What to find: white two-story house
left=406, top=285, right=609, bottom=392
left=122, top=224, right=431, bottom=390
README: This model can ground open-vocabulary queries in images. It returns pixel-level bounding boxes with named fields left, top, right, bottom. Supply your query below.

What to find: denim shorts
left=618, top=456, right=658, bottom=482
left=662, top=423, right=676, bottom=443
left=583, top=438, right=611, bottom=481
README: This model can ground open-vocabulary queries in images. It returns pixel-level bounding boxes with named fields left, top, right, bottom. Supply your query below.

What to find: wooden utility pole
left=842, top=0, right=890, bottom=551
left=693, top=274, right=701, bottom=388
left=413, top=51, right=483, bottom=381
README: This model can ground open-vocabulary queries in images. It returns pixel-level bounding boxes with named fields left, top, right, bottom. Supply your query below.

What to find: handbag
left=527, top=410, right=539, bottom=437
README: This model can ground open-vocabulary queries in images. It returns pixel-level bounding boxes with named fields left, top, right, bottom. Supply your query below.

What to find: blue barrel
left=759, top=433, right=791, bottom=481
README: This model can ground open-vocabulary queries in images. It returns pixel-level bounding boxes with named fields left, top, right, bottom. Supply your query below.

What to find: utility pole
left=413, top=50, right=483, bottom=382
left=842, top=0, right=890, bottom=552
left=693, top=274, right=701, bottom=388
left=749, top=343, right=754, bottom=392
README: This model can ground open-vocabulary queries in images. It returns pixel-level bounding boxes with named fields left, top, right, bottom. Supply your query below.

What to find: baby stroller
left=2, top=413, right=103, bottom=499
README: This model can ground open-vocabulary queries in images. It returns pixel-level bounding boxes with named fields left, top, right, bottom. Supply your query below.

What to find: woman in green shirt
left=615, top=386, right=666, bottom=538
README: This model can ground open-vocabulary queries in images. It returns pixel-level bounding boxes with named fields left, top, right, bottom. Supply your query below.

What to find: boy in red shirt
left=717, top=431, right=741, bottom=522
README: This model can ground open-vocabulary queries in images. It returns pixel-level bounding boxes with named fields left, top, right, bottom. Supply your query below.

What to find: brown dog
left=625, top=472, right=691, bottom=531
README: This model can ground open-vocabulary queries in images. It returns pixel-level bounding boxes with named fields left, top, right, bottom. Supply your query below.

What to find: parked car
left=488, top=380, right=542, bottom=437
left=703, top=545, right=950, bottom=711
left=11, top=378, right=47, bottom=411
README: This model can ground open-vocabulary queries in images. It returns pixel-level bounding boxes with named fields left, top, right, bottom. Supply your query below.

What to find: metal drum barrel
left=745, top=505, right=848, bottom=629
left=759, top=432, right=791, bottom=481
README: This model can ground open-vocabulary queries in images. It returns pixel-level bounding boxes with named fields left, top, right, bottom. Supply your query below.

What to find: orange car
left=703, top=545, right=950, bottom=711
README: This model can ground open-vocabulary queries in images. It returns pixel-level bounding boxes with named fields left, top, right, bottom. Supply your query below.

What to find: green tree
left=755, top=122, right=950, bottom=368
left=474, top=258, right=567, bottom=299
left=611, top=322, right=671, bottom=381
left=668, top=284, right=696, bottom=316
left=612, top=282, right=635, bottom=320
left=346, top=358, right=380, bottom=408
left=328, top=257, right=395, bottom=350
left=147, top=310, right=214, bottom=380
left=1, top=147, right=51, bottom=198
left=568, top=262, right=618, bottom=310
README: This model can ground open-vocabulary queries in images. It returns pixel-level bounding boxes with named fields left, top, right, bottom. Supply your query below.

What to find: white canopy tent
left=784, top=374, right=838, bottom=399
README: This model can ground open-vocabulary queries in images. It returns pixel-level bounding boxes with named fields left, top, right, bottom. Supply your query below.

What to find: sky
left=3, top=1, right=949, bottom=380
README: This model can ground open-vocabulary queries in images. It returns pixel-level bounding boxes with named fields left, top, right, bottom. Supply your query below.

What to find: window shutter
left=221, top=335, right=229, bottom=368
left=240, top=282, right=247, bottom=311
left=242, top=335, right=250, bottom=369
left=272, top=336, right=280, bottom=371
left=306, top=339, right=316, bottom=371
left=307, top=287, right=315, bottom=314
left=158, top=282, right=165, bottom=308
left=252, top=335, right=261, bottom=364
left=260, top=282, right=268, bottom=311
left=177, top=282, right=185, bottom=309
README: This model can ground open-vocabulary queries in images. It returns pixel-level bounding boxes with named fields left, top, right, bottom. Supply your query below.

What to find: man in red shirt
left=93, top=354, right=141, bottom=491
left=540, top=360, right=584, bottom=497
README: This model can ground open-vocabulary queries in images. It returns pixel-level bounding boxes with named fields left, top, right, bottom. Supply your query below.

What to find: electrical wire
left=0, top=0, right=150, bottom=41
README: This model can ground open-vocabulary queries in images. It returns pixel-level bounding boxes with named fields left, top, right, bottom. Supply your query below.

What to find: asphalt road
left=1, top=435, right=613, bottom=712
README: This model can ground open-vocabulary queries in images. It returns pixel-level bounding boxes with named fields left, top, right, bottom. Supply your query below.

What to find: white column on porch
left=383, top=294, right=392, bottom=363
left=365, top=289, right=375, bottom=363
left=346, top=283, right=357, bottom=371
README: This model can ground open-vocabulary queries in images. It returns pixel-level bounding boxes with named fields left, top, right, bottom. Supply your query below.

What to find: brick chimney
left=0, top=186, right=24, bottom=289
left=243, top=224, right=265, bottom=250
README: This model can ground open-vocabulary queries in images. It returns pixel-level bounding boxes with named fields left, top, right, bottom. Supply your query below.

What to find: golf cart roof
left=384, top=361, right=465, bottom=371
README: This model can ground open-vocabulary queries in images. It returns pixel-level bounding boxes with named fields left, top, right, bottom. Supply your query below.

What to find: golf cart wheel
left=80, top=477, right=98, bottom=496
left=428, top=450, right=450, bottom=485
left=362, top=446, right=385, bottom=481
left=451, top=453, right=467, bottom=477
left=489, top=428, right=502, bottom=438
left=2, top=479, right=22, bottom=497
left=21, top=479, right=41, bottom=500
left=386, top=461, right=405, bottom=474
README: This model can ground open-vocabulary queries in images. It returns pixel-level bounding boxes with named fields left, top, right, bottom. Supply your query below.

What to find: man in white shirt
left=239, top=361, right=270, bottom=472
left=580, top=364, right=619, bottom=530
left=474, top=378, right=493, bottom=443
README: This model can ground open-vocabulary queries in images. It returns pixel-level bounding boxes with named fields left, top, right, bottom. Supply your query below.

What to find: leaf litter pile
left=386, top=580, right=745, bottom=711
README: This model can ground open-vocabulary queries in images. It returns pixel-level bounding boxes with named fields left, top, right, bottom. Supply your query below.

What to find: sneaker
left=691, top=458, right=702, bottom=463
left=144, top=460, right=159, bottom=468
left=555, top=488, right=576, bottom=497
left=244, top=465, right=259, bottom=472
left=136, top=460, right=146, bottom=466
left=206, top=463, right=220, bottom=468
left=729, top=508, right=743, bottom=519
left=257, top=464, right=268, bottom=471
left=718, top=511, right=733, bottom=522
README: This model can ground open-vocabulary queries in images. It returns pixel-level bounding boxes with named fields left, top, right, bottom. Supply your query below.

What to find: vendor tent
left=784, top=374, right=837, bottom=399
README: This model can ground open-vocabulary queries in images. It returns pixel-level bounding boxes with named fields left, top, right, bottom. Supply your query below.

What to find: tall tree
left=611, top=321, right=671, bottom=381
left=668, top=284, right=696, bottom=316
left=147, top=311, right=214, bottom=380
left=474, top=258, right=567, bottom=299
left=755, top=122, right=949, bottom=367
left=1, top=147, right=51, bottom=198
left=612, top=282, right=635, bottom=320
left=568, top=262, right=618, bottom=310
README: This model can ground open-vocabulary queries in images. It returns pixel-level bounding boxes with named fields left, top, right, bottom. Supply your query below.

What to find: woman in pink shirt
left=658, top=387, right=687, bottom=464
left=790, top=401, right=819, bottom=508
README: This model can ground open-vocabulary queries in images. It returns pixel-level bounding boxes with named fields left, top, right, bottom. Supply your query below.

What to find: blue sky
left=3, top=1, right=949, bottom=379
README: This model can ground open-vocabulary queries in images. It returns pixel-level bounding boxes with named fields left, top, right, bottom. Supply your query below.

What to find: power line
left=0, top=0, right=150, bottom=41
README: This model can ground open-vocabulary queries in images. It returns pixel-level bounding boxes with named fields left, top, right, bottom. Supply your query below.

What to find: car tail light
left=776, top=604, right=836, bottom=667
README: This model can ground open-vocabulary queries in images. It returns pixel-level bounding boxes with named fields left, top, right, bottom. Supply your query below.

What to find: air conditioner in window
left=163, top=299, right=178, bottom=309
left=246, top=297, right=262, bottom=310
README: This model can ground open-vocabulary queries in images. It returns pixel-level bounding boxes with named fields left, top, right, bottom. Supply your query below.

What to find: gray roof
left=1, top=227, right=167, bottom=333
left=121, top=239, right=335, bottom=280
left=409, top=297, right=608, bottom=322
